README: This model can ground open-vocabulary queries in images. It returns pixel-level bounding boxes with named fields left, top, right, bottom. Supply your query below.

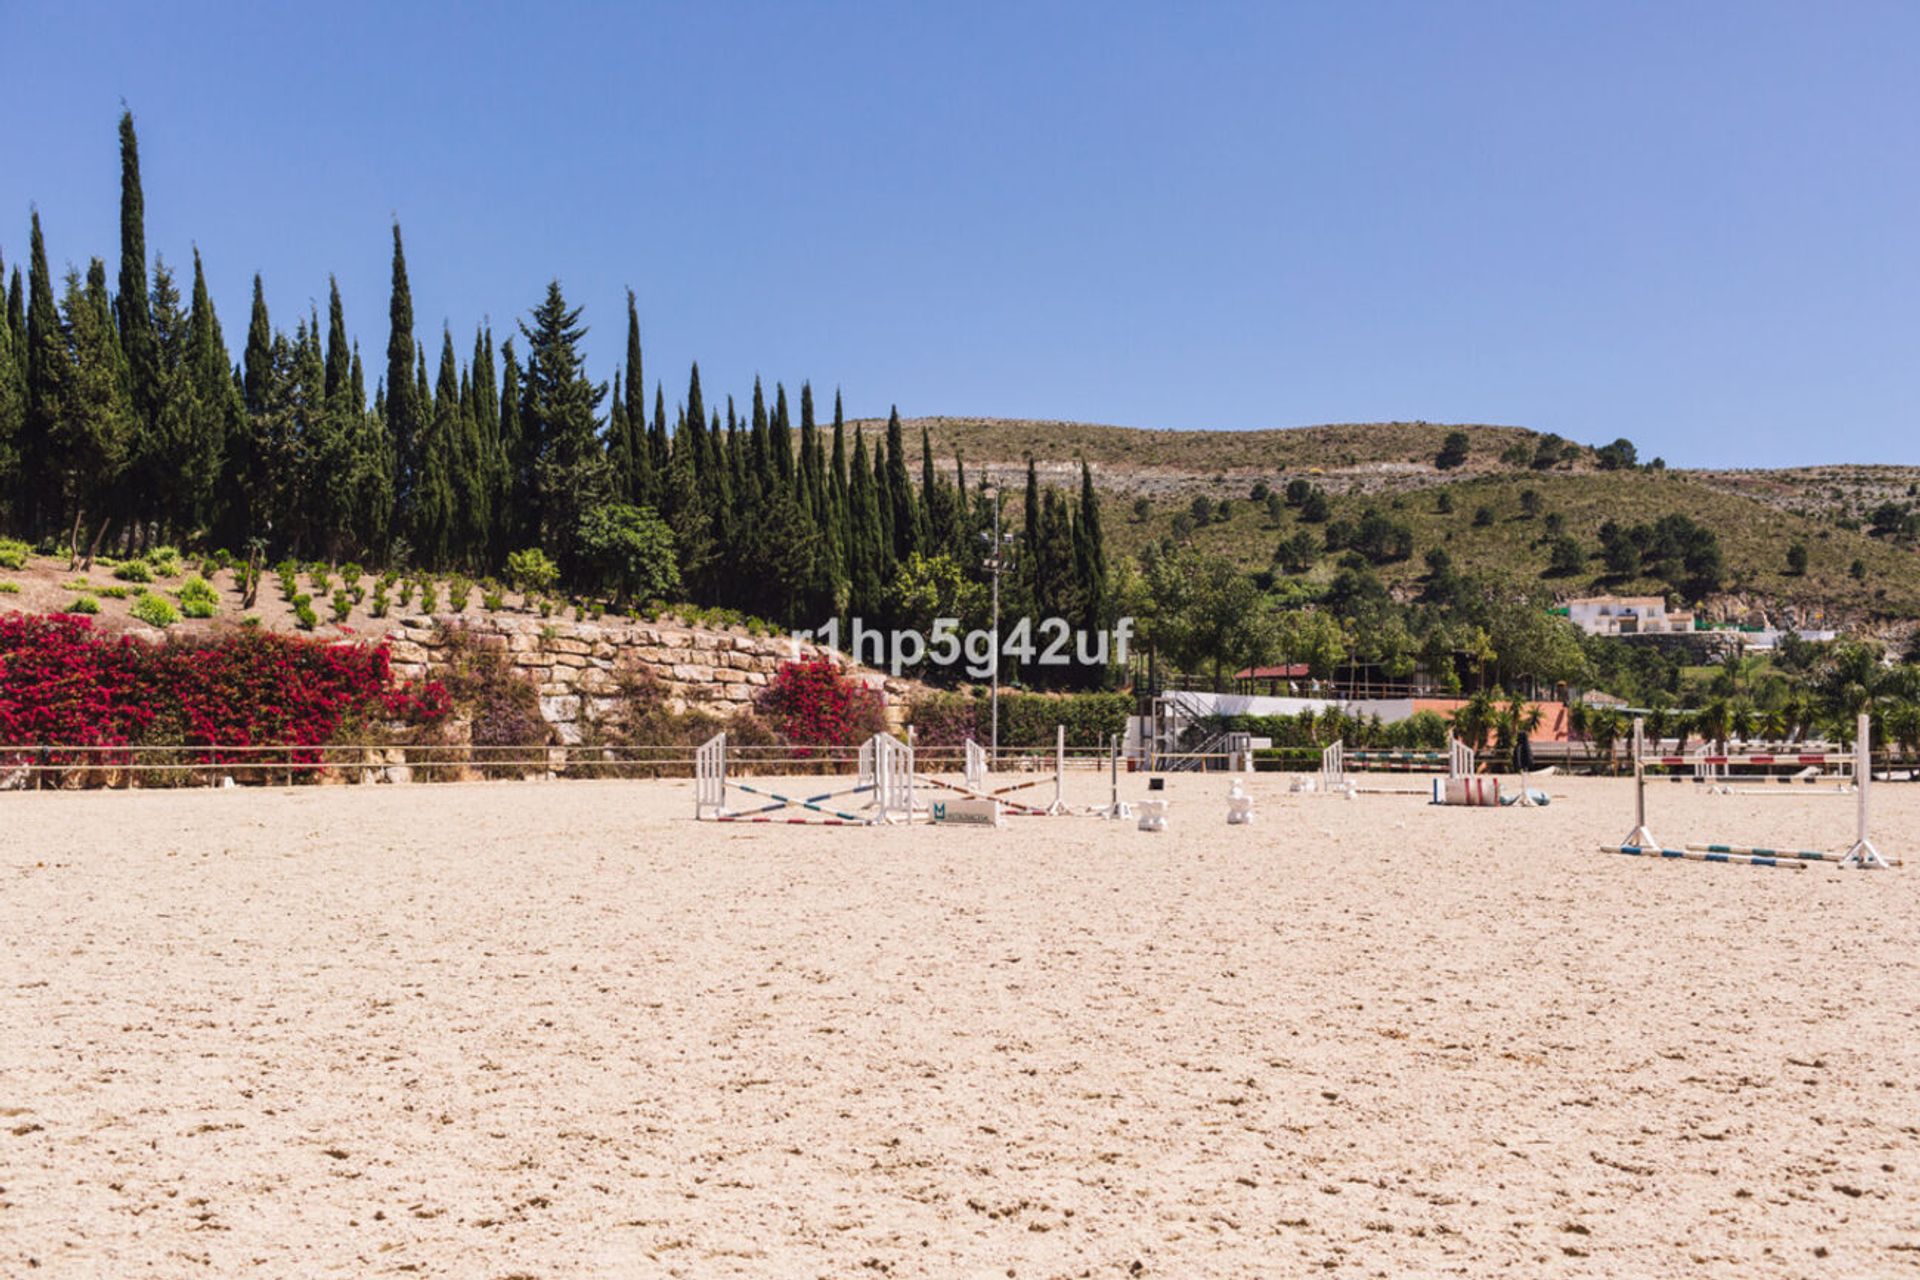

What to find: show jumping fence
left=1608, top=713, right=1896, bottom=870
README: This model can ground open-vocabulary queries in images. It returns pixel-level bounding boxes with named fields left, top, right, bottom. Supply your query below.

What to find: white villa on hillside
left=1565, top=596, right=1696, bottom=637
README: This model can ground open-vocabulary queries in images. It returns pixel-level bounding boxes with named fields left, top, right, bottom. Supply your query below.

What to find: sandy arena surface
left=4, top=770, right=1919, bottom=1277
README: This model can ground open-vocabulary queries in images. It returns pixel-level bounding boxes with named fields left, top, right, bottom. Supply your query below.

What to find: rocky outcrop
left=382, top=613, right=914, bottom=742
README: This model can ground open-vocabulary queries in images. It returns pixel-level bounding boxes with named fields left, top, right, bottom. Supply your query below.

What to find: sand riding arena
left=3, top=768, right=1918, bottom=1277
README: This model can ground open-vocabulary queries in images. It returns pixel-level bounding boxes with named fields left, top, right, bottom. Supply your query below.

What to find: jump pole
left=1603, top=845, right=1807, bottom=869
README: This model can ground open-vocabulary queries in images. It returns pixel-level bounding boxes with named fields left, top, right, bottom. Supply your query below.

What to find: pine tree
left=519, top=281, right=609, bottom=576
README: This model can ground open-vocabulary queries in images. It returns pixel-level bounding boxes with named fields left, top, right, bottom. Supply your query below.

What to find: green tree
left=1435, top=430, right=1470, bottom=470
left=1274, top=609, right=1347, bottom=678
left=56, top=262, right=134, bottom=566
left=22, top=212, right=63, bottom=538
left=883, top=406, right=918, bottom=564
left=519, top=281, right=609, bottom=580
left=1786, top=541, right=1808, bottom=576
left=115, top=110, right=161, bottom=540
left=187, top=251, right=243, bottom=546
left=385, top=224, right=424, bottom=524
left=577, top=502, right=680, bottom=604
left=1546, top=535, right=1586, bottom=577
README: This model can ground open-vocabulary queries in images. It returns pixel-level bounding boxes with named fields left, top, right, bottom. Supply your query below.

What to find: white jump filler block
left=1226, top=778, right=1254, bottom=824
left=1137, top=798, right=1169, bottom=832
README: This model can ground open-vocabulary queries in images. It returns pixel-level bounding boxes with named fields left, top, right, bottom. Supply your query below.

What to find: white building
left=1564, top=596, right=1696, bottom=637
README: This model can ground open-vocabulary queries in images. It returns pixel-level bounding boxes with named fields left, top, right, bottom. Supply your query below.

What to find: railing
left=0, top=739, right=1127, bottom=790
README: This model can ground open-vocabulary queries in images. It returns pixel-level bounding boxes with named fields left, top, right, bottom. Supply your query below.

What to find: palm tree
left=1451, top=690, right=1496, bottom=752
left=1696, top=698, right=1732, bottom=754
left=1589, top=710, right=1623, bottom=775
left=1729, top=698, right=1757, bottom=746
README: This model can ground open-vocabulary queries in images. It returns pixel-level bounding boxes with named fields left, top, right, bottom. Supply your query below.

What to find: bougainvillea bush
left=0, top=614, right=447, bottom=775
left=754, top=657, right=888, bottom=754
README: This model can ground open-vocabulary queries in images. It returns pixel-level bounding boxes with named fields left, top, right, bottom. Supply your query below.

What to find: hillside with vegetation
left=891, top=417, right=1920, bottom=623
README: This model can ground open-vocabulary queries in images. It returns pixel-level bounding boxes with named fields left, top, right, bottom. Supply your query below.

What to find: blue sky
left=3, top=2, right=1914, bottom=466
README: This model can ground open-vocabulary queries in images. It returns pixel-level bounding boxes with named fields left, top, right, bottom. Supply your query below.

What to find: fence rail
left=0, top=739, right=1125, bottom=790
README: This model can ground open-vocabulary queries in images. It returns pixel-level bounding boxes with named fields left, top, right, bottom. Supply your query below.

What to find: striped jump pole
left=1600, top=844, right=1808, bottom=869
left=1684, top=843, right=1904, bottom=867
left=730, top=781, right=869, bottom=823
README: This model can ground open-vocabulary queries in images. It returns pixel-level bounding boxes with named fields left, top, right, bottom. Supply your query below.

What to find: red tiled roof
left=1233, top=664, right=1311, bottom=680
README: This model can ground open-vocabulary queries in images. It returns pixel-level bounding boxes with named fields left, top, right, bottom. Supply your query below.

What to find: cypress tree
left=411, top=328, right=458, bottom=568
left=772, top=382, right=795, bottom=488
left=0, top=254, right=19, bottom=508
left=56, top=261, right=134, bottom=564
left=847, top=427, right=883, bottom=617
left=7, top=266, right=24, bottom=354
left=799, top=382, right=824, bottom=521
left=23, top=212, right=63, bottom=538
left=385, top=224, right=423, bottom=520
left=281, top=319, right=325, bottom=555
left=883, top=406, right=918, bottom=562
left=622, top=289, right=652, bottom=506
left=748, top=376, right=772, bottom=499
left=243, top=275, right=273, bottom=414
left=872, top=425, right=895, bottom=582
left=648, top=381, right=669, bottom=484
left=187, top=250, right=243, bottom=546
left=829, top=389, right=848, bottom=538
left=115, top=110, right=159, bottom=442
left=324, top=277, right=351, bottom=407
left=495, top=336, right=525, bottom=563
left=143, top=259, right=191, bottom=542
left=607, top=369, right=629, bottom=502
left=921, top=421, right=954, bottom=554
left=348, top=342, right=393, bottom=558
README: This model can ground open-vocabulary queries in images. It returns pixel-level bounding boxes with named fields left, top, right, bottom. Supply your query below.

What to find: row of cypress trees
left=0, top=112, right=1113, bottom=683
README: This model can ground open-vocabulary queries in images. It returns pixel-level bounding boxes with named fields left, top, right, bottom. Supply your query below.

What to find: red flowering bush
left=754, top=657, right=888, bottom=753
left=0, top=614, right=447, bottom=769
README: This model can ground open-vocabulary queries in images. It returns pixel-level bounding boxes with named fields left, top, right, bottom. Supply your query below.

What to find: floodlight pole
left=988, top=486, right=1002, bottom=768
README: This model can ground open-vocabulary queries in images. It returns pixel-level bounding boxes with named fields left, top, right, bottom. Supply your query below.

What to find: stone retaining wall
left=382, top=613, right=913, bottom=742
